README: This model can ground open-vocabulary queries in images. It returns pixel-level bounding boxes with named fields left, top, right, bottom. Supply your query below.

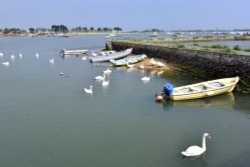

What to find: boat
left=110, top=54, right=147, bottom=66
left=60, top=48, right=88, bottom=56
left=161, top=76, right=239, bottom=101
left=89, top=48, right=133, bottom=63
left=91, top=50, right=116, bottom=57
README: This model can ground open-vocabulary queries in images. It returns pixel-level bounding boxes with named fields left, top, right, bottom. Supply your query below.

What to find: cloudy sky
left=0, top=0, right=249, bottom=30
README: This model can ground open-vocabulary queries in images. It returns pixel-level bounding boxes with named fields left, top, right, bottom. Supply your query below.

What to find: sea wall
left=106, top=41, right=250, bottom=93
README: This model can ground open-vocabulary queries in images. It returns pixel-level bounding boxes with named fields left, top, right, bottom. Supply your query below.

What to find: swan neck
left=202, top=135, right=207, bottom=151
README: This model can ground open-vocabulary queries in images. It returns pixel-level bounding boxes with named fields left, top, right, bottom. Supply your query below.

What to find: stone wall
left=107, top=41, right=250, bottom=92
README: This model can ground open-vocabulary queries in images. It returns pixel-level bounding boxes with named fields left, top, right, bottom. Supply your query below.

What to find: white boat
left=89, top=48, right=133, bottom=63
left=162, top=76, right=239, bottom=101
left=60, top=48, right=88, bottom=56
left=110, top=54, right=147, bottom=66
left=91, top=50, right=116, bottom=57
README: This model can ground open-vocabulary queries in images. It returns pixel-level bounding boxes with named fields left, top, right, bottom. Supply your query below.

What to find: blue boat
left=110, top=54, right=147, bottom=66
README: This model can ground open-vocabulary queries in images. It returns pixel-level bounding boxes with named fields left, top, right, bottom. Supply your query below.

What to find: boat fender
left=163, top=83, right=174, bottom=95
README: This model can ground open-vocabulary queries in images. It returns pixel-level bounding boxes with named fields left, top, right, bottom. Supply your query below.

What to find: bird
left=0, top=52, right=4, bottom=57
left=139, top=65, right=144, bottom=69
left=141, top=76, right=150, bottom=81
left=81, top=56, right=87, bottom=60
left=35, top=53, right=39, bottom=59
left=49, top=57, right=55, bottom=64
left=103, top=68, right=112, bottom=75
left=84, top=85, right=93, bottom=94
left=95, top=73, right=106, bottom=81
left=156, top=61, right=165, bottom=67
left=10, top=54, right=15, bottom=60
left=59, top=72, right=64, bottom=76
left=2, top=61, right=10, bottom=66
left=181, top=133, right=211, bottom=157
left=102, top=78, right=109, bottom=86
left=149, top=58, right=157, bottom=65
left=19, top=53, right=23, bottom=59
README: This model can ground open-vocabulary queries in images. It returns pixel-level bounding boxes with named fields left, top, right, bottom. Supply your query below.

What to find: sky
left=0, top=0, right=249, bottom=30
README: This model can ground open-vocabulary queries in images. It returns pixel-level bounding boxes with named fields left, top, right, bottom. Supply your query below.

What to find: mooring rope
left=239, top=78, right=250, bottom=87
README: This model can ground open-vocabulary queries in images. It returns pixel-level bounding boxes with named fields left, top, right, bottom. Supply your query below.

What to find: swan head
left=204, top=133, right=211, bottom=139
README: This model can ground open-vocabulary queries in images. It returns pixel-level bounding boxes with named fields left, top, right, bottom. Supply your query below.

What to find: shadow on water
left=158, top=93, right=235, bottom=111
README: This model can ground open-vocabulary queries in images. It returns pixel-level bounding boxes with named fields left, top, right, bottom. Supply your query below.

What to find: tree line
left=0, top=25, right=123, bottom=34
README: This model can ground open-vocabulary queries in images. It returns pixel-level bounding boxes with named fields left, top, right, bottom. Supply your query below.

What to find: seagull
left=141, top=76, right=150, bottom=81
left=84, top=85, right=93, bottom=94
left=2, top=61, right=10, bottom=66
left=49, top=57, right=55, bottom=64
left=181, top=133, right=211, bottom=157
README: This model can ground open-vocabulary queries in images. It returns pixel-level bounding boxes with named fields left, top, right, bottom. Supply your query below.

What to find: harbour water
left=0, top=35, right=250, bottom=167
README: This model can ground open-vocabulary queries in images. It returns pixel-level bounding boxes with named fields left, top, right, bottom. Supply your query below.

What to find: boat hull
left=89, top=48, right=133, bottom=63
left=110, top=54, right=147, bottom=66
left=168, top=77, right=239, bottom=101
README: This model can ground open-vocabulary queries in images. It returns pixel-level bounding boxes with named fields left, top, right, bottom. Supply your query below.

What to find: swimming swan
left=2, top=61, right=10, bottom=66
left=181, top=133, right=211, bottom=157
left=95, top=73, right=106, bottom=81
left=49, top=57, right=54, bottom=64
left=141, top=76, right=150, bottom=81
left=84, top=85, right=93, bottom=94
left=103, top=68, right=112, bottom=75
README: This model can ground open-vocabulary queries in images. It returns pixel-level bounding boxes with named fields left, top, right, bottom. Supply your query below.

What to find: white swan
left=84, top=85, right=93, bottom=94
left=10, top=55, right=15, bottom=60
left=156, top=61, right=165, bottom=67
left=81, top=56, right=87, bottom=60
left=141, top=76, right=150, bottom=81
left=149, top=58, right=157, bottom=65
left=139, top=65, right=144, bottom=69
left=103, top=68, right=112, bottom=75
left=0, top=52, right=3, bottom=57
left=19, top=53, right=23, bottom=59
left=102, top=78, right=109, bottom=86
left=181, top=133, right=211, bottom=157
left=2, top=61, right=10, bottom=66
left=49, top=57, right=54, bottom=64
left=35, top=53, right=39, bottom=59
left=95, top=73, right=106, bottom=81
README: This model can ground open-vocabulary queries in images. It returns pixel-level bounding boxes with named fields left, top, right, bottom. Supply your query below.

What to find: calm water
left=0, top=35, right=250, bottom=167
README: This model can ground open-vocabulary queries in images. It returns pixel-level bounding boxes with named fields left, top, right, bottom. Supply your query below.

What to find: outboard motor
left=163, top=83, right=174, bottom=96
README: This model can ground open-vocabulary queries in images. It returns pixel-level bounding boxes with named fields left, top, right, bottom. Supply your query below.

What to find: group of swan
left=84, top=67, right=112, bottom=94
left=181, top=133, right=211, bottom=157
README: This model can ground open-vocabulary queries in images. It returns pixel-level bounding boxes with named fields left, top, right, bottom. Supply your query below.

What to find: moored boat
left=110, top=54, right=147, bottom=66
left=89, top=48, right=133, bottom=63
left=60, top=48, right=88, bottom=56
left=161, top=76, right=239, bottom=101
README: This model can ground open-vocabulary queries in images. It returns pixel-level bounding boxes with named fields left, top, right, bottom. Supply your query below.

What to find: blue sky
left=0, top=0, right=249, bottom=30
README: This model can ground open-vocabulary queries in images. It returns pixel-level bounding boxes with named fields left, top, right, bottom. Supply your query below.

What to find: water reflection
left=159, top=93, right=235, bottom=111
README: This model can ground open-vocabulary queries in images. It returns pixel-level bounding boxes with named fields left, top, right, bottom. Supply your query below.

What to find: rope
left=239, top=78, right=250, bottom=87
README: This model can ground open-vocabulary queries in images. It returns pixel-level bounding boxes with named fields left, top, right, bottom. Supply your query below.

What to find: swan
left=81, top=56, right=87, bottom=60
left=19, top=53, right=23, bottom=59
left=149, top=58, right=157, bottom=65
left=35, top=53, right=39, bottom=59
left=95, top=73, right=106, bottom=81
left=141, top=76, right=150, bottom=81
left=2, top=61, right=10, bottom=66
left=139, top=65, right=144, bottom=69
left=84, top=85, right=93, bottom=94
left=181, top=133, right=211, bottom=157
left=156, top=61, right=165, bottom=67
left=10, top=55, right=15, bottom=60
left=103, top=68, right=112, bottom=75
left=0, top=52, right=3, bottom=57
left=49, top=57, right=55, bottom=64
left=102, top=78, right=109, bottom=86
left=59, top=72, right=64, bottom=76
